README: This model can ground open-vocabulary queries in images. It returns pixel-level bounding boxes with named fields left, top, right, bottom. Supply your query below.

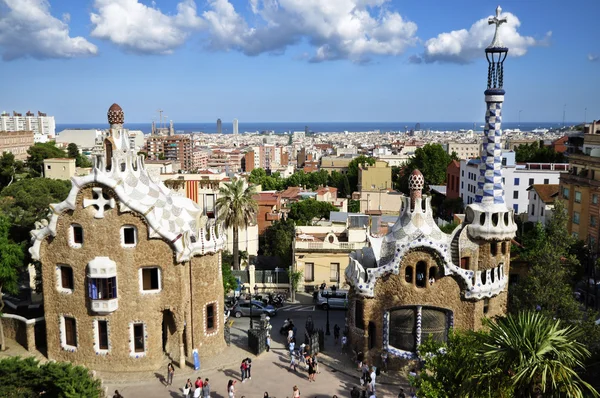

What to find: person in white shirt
left=369, top=367, right=377, bottom=393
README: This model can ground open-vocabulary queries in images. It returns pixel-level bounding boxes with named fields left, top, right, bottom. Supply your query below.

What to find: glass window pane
left=421, top=308, right=448, bottom=344
left=389, top=308, right=415, bottom=351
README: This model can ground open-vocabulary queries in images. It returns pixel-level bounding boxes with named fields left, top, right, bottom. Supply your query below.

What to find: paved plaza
left=103, top=299, right=410, bottom=397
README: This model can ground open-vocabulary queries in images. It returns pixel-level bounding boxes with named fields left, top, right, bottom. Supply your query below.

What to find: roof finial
left=487, top=5, right=508, bottom=49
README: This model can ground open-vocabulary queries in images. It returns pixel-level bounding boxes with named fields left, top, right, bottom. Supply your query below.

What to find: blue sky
left=0, top=0, right=598, bottom=124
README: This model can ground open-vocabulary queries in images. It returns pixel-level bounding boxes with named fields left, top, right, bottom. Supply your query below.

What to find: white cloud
left=588, top=53, right=599, bottom=62
left=0, top=0, right=97, bottom=61
left=90, top=0, right=204, bottom=54
left=415, top=10, right=549, bottom=64
left=202, top=0, right=418, bottom=62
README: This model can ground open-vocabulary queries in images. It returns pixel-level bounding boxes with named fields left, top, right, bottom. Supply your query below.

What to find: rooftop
left=527, top=184, right=559, bottom=203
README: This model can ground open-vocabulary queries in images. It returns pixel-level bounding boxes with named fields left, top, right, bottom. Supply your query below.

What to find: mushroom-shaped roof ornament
left=107, top=103, right=124, bottom=126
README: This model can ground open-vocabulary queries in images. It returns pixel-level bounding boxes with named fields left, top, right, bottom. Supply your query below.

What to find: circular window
left=328, top=235, right=335, bottom=244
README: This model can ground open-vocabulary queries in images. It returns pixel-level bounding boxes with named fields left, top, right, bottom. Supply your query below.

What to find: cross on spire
left=487, top=5, right=508, bottom=48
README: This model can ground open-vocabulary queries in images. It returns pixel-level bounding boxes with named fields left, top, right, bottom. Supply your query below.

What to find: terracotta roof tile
left=529, top=184, right=559, bottom=203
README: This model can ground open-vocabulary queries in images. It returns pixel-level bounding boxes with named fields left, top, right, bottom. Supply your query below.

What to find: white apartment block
left=459, top=151, right=569, bottom=214
left=446, top=142, right=480, bottom=160
left=1, top=111, right=55, bottom=142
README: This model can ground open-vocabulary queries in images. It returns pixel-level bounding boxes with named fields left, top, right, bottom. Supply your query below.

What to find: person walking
left=113, top=390, right=124, bottom=398
left=289, top=339, right=296, bottom=356
left=183, top=379, right=193, bottom=397
left=307, top=356, right=316, bottom=382
left=369, top=366, right=377, bottom=394
left=195, top=377, right=204, bottom=390
left=202, top=378, right=210, bottom=397
left=398, top=388, right=406, bottom=398
left=227, top=380, right=236, bottom=398
left=290, top=349, right=298, bottom=372
left=166, top=362, right=175, bottom=386
left=312, top=352, right=320, bottom=375
left=194, top=385, right=202, bottom=398
left=351, top=386, right=361, bottom=398
left=293, top=385, right=301, bottom=398
left=333, top=324, right=340, bottom=345
left=341, top=334, right=348, bottom=354
left=266, top=334, right=271, bottom=352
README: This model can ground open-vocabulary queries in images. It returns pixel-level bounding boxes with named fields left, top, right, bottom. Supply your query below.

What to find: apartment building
left=460, top=151, right=568, bottom=214
left=527, top=184, right=559, bottom=225
left=1, top=111, right=55, bottom=142
left=446, top=142, right=480, bottom=160
left=145, top=135, right=194, bottom=171
left=559, top=120, right=600, bottom=246
left=0, top=130, right=34, bottom=160
left=358, top=160, right=391, bottom=191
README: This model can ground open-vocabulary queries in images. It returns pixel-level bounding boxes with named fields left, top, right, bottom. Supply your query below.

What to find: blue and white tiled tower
left=467, top=5, right=517, bottom=240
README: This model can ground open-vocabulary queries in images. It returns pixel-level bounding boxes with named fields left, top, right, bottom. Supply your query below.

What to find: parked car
left=232, top=300, right=277, bottom=318
left=317, top=290, right=348, bottom=310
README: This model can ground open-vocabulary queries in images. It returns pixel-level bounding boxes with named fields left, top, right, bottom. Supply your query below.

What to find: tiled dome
left=107, top=103, right=124, bottom=125
left=408, top=169, right=424, bottom=192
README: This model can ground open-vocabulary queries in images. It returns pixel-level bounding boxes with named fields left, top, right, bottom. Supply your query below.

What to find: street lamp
left=325, top=289, right=331, bottom=336
left=250, top=284, right=258, bottom=329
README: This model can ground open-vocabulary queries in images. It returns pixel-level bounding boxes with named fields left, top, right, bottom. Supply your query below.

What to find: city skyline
left=0, top=0, right=598, bottom=123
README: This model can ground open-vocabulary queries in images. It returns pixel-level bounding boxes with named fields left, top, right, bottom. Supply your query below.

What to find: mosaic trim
left=29, top=150, right=227, bottom=264
left=59, top=314, right=78, bottom=352
left=92, top=318, right=111, bottom=355
left=55, top=264, right=73, bottom=294
left=203, top=300, right=219, bottom=337
left=128, top=321, right=148, bottom=358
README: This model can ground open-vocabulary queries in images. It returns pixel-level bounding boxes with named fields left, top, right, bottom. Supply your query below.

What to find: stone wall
left=40, top=185, right=225, bottom=372
left=1, top=314, right=42, bottom=352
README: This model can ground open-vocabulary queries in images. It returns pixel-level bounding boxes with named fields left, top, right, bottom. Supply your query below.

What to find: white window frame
left=69, top=224, right=83, bottom=249
left=93, top=319, right=110, bottom=355
left=139, top=267, right=162, bottom=294
left=120, top=225, right=137, bottom=248
left=204, top=300, right=220, bottom=337
left=129, top=321, right=147, bottom=358
left=60, top=314, right=78, bottom=352
left=55, top=264, right=74, bottom=294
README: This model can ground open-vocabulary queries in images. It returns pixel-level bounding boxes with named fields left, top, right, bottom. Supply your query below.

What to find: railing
left=294, top=240, right=367, bottom=250
left=254, top=270, right=290, bottom=284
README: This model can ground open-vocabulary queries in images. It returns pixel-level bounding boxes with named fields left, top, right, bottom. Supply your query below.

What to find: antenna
left=562, top=104, right=566, bottom=127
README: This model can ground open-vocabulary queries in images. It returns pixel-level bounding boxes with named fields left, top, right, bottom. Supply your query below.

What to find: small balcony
left=266, top=212, right=282, bottom=221
left=90, top=298, right=118, bottom=314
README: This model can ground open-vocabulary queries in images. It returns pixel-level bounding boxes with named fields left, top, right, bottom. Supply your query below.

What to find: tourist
left=240, top=359, right=248, bottom=382
left=194, top=385, right=202, bottom=398
left=202, top=378, right=210, bottom=398
left=264, top=392, right=270, bottom=398
left=288, top=326, right=294, bottom=343
left=227, top=380, right=236, bottom=398
left=356, top=350, right=365, bottom=369
left=266, top=333, right=271, bottom=352
left=195, top=377, right=204, bottom=390
left=351, top=386, right=360, bottom=398
left=293, top=385, right=301, bottom=398
left=183, top=379, right=193, bottom=397
left=289, top=338, right=296, bottom=356
left=312, top=352, right=320, bottom=374
left=341, top=334, right=348, bottom=354
left=166, top=362, right=175, bottom=386
left=398, top=388, right=406, bottom=398
left=290, top=349, right=298, bottom=371
left=369, top=366, right=377, bottom=393
left=245, top=358, right=252, bottom=380
left=113, top=390, right=123, bottom=398
left=361, top=362, right=369, bottom=385
left=307, top=356, right=316, bottom=382
left=333, top=324, right=340, bottom=345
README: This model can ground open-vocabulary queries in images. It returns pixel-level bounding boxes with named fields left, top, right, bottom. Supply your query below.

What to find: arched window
left=416, top=261, right=427, bottom=288
left=429, top=266, right=437, bottom=285
left=404, top=266, right=413, bottom=283
left=388, top=306, right=451, bottom=354
left=104, top=140, right=113, bottom=171
left=491, top=242, right=498, bottom=256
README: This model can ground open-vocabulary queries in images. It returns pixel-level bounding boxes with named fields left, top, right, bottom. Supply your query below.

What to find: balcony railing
left=294, top=240, right=366, bottom=251
left=266, top=212, right=281, bottom=221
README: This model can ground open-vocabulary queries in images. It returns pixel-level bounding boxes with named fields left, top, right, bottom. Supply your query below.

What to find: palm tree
left=216, top=178, right=258, bottom=270
left=481, top=311, right=598, bottom=398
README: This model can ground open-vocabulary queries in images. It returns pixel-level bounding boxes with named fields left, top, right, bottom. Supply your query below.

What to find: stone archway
left=162, top=309, right=177, bottom=359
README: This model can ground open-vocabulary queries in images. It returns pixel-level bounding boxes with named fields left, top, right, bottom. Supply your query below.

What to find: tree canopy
left=0, top=152, right=24, bottom=189
left=0, top=178, right=71, bottom=243
left=413, top=312, right=599, bottom=398
left=397, top=144, right=456, bottom=194
left=0, top=356, right=103, bottom=398
left=67, top=143, right=92, bottom=168
left=515, top=141, right=565, bottom=163
left=26, top=142, right=66, bottom=177
left=287, top=199, right=339, bottom=225
left=263, top=219, right=295, bottom=266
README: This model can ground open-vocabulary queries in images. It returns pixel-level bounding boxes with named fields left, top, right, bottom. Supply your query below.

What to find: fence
left=232, top=270, right=249, bottom=284
left=254, top=270, right=290, bottom=284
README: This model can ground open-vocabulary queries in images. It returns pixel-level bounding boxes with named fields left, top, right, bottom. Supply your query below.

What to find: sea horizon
left=55, top=121, right=575, bottom=135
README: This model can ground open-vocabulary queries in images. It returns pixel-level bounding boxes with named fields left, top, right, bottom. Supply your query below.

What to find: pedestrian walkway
left=279, top=304, right=315, bottom=312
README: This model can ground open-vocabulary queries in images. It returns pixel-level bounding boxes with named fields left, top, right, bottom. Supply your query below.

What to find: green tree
left=220, top=252, right=239, bottom=294
left=0, top=356, right=103, bottom=397
left=515, top=141, right=565, bottom=163
left=399, top=144, right=455, bottom=194
left=287, top=199, right=338, bottom=225
left=263, top=219, right=295, bottom=266
left=510, top=200, right=581, bottom=320
left=66, top=143, right=79, bottom=159
left=0, top=152, right=24, bottom=189
left=0, top=178, right=71, bottom=243
left=216, top=178, right=258, bottom=270
left=0, top=215, right=25, bottom=351
left=482, top=312, right=598, bottom=397
left=348, top=199, right=360, bottom=213
left=26, top=142, right=66, bottom=177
